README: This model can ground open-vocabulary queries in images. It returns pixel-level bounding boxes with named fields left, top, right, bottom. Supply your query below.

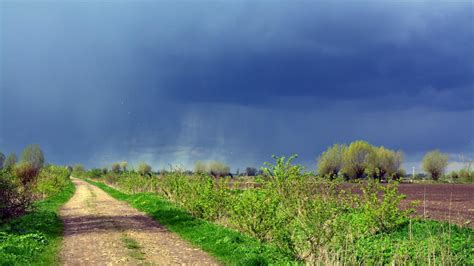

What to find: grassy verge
left=83, top=178, right=297, bottom=265
left=0, top=179, right=75, bottom=266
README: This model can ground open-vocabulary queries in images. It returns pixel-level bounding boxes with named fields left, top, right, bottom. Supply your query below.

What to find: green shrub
left=14, top=163, right=40, bottom=187
left=35, top=166, right=70, bottom=199
left=0, top=170, right=33, bottom=221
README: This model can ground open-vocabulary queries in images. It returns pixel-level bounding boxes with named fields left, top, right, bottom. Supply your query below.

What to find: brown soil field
left=398, top=183, right=474, bottom=227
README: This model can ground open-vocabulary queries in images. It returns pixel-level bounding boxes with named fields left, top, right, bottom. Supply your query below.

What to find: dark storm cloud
left=0, top=0, right=472, bottom=169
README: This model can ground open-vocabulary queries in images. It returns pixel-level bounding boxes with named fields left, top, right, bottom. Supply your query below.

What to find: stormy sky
left=0, top=0, right=473, bottom=171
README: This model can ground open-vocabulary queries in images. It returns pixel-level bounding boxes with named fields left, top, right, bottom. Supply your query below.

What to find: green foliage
left=21, top=144, right=45, bottom=170
left=367, top=147, right=404, bottom=181
left=137, top=162, right=152, bottom=176
left=13, top=163, right=40, bottom=187
left=35, top=166, right=71, bottom=199
left=422, top=150, right=449, bottom=180
left=343, top=140, right=375, bottom=179
left=194, top=161, right=207, bottom=174
left=111, top=163, right=121, bottom=173
left=3, top=153, right=17, bottom=170
left=208, top=161, right=230, bottom=178
left=83, top=155, right=474, bottom=264
left=317, top=144, right=347, bottom=179
left=120, top=161, right=128, bottom=172
left=193, top=160, right=230, bottom=177
left=0, top=170, right=33, bottom=221
left=72, top=164, right=85, bottom=174
left=0, top=172, right=75, bottom=265
left=84, top=178, right=294, bottom=265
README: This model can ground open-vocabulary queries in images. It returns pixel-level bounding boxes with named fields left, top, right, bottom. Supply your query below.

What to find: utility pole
left=412, top=166, right=415, bottom=182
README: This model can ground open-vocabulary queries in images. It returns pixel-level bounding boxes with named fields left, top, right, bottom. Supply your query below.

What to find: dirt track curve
left=59, top=178, right=219, bottom=265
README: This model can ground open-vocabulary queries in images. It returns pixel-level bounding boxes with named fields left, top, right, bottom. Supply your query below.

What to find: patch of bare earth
left=59, top=178, right=219, bottom=265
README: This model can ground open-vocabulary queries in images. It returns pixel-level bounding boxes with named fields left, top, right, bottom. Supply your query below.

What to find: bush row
left=81, top=155, right=472, bottom=264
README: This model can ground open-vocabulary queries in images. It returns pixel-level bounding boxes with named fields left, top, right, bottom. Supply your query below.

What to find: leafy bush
left=88, top=156, right=472, bottom=264
left=0, top=170, right=33, bottom=221
left=422, top=150, right=449, bottom=180
left=35, top=166, right=70, bottom=199
left=14, top=163, right=40, bottom=187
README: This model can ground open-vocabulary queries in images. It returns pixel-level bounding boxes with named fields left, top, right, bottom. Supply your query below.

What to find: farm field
left=398, top=184, right=474, bottom=227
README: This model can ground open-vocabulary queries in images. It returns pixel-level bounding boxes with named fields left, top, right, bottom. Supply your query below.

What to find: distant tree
left=73, top=164, right=85, bottom=173
left=245, top=167, right=258, bottom=177
left=101, top=167, right=108, bottom=174
left=111, top=163, right=121, bottom=173
left=422, top=150, right=449, bottom=181
left=368, top=146, right=404, bottom=181
left=0, top=152, right=5, bottom=169
left=120, top=161, right=128, bottom=172
left=317, top=144, right=347, bottom=179
left=3, top=153, right=17, bottom=169
left=208, top=160, right=230, bottom=178
left=138, top=162, right=152, bottom=176
left=21, top=144, right=45, bottom=170
left=342, top=140, right=375, bottom=179
left=194, top=161, right=207, bottom=174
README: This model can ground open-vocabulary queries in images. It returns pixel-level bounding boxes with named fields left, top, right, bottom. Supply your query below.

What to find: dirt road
left=59, top=178, right=219, bottom=265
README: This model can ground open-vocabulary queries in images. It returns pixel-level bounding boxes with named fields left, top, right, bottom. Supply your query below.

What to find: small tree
left=73, top=164, right=85, bottom=173
left=343, top=140, right=375, bottom=179
left=194, top=161, right=207, bottom=174
left=317, top=144, right=347, bottom=179
left=208, top=161, right=230, bottom=178
left=111, top=163, right=121, bottom=173
left=0, top=152, right=5, bottom=169
left=21, top=144, right=45, bottom=170
left=138, top=162, right=152, bottom=176
left=245, top=167, right=258, bottom=176
left=368, top=147, right=404, bottom=181
left=120, top=161, right=128, bottom=172
left=3, top=153, right=17, bottom=169
left=422, top=150, right=449, bottom=181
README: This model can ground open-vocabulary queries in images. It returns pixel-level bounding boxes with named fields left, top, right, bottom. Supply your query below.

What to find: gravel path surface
left=59, top=178, right=219, bottom=265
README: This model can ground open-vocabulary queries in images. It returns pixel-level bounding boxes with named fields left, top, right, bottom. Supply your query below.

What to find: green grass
left=121, top=235, right=145, bottom=260
left=83, top=178, right=297, bottom=265
left=0, top=180, right=75, bottom=266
